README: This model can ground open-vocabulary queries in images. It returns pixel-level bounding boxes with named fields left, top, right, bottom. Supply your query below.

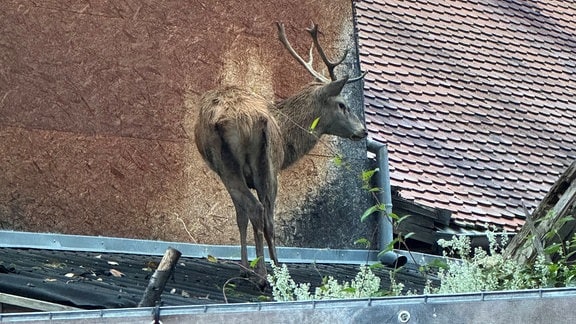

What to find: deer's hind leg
left=223, top=175, right=263, bottom=273
left=252, top=160, right=279, bottom=267
left=220, top=171, right=263, bottom=273
left=243, top=142, right=274, bottom=278
left=215, top=123, right=268, bottom=280
left=250, top=124, right=281, bottom=268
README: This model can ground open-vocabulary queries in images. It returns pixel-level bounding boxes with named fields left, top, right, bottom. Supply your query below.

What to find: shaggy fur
left=194, top=80, right=366, bottom=282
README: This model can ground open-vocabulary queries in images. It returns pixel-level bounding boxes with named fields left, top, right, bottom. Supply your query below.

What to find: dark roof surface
left=355, top=0, right=576, bottom=231
left=0, top=246, right=431, bottom=309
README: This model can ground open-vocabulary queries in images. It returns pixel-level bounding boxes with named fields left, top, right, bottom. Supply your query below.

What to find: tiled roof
left=355, top=0, right=576, bottom=231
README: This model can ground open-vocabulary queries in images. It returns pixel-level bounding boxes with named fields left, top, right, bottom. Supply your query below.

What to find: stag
left=194, top=22, right=367, bottom=283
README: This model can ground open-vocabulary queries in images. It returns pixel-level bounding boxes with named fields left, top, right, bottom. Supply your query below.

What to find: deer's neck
left=272, top=85, right=322, bottom=170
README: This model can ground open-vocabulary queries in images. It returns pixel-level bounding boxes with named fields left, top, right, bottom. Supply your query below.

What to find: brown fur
left=195, top=86, right=283, bottom=175
left=273, top=82, right=337, bottom=168
left=194, top=80, right=366, bottom=283
left=194, top=23, right=367, bottom=284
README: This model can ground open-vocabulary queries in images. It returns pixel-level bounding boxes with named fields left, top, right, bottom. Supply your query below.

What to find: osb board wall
left=0, top=1, right=373, bottom=247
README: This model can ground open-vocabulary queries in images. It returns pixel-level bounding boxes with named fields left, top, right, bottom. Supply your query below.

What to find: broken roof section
left=355, top=0, right=576, bottom=231
left=0, top=231, right=433, bottom=311
left=3, top=231, right=576, bottom=323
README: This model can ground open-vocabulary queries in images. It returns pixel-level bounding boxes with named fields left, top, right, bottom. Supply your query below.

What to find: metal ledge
left=0, top=230, right=383, bottom=265
left=1, top=288, right=576, bottom=323
left=0, top=230, right=446, bottom=266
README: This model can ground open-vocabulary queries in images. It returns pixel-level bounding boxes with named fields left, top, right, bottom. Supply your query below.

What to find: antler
left=276, top=22, right=367, bottom=83
left=276, top=22, right=331, bottom=83
left=307, top=23, right=368, bottom=83
left=306, top=23, right=347, bottom=82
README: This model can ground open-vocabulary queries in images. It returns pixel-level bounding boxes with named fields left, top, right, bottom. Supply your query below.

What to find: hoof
left=239, top=268, right=251, bottom=278
left=257, top=277, right=271, bottom=292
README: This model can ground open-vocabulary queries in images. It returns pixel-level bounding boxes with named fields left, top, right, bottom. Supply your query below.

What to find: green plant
left=358, top=168, right=413, bottom=246
left=265, top=165, right=422, bottom=302
left=206, top=255, right=267, bottom=303
left=357, top=167, right=421, bottom=291
left=539, top=231, right=576, bottom=287
left=433, top=233, right=529, bottom=293
left=427, top=228, right=576, bottom=294
left=267, top=263, right=383, bottom=301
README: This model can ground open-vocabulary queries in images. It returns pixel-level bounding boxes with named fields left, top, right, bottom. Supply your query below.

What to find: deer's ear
left=319, top=76, right=349, bottom=98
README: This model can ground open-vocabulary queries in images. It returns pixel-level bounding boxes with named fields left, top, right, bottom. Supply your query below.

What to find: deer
left=194, top=22, right=367, bottom=285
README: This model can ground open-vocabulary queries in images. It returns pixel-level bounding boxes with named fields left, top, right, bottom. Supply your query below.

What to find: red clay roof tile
left=356, top=0, right=576, bottom=232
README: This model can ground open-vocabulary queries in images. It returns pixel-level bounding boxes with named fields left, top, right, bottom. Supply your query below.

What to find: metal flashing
left=0, top=230, right=383, bottom=265
left=0, top=230, right=445, bottom=268
left=1, top=288, right=576, bottom=323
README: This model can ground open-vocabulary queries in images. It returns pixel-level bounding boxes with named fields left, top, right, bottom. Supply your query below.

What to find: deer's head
left=276, top=22, right=368, bottom=141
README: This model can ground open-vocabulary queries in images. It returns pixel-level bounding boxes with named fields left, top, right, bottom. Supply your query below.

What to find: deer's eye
left=338, top=103, right=347, bottom=111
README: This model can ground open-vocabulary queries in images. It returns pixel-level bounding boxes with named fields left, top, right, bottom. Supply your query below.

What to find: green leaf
left=557, top=216, right=575, bottom=227
left=207, top=255, right=218, bottom=263
left=309, top=117, right=320, bottom=132
left=545, top=243, right=562, bottom=255
left=395, top=214, right=411, bottom=223
left=361, top=169, right=379, bottom=191
left=564, top=249, right=576, bottom=260
left=257, top=295, right=271, bottom=302
left=548, top=263, right=560, bottom=273
left=250, top=256, right=262, bottom=269
left=544, top=229, right=557, bottom=240
left=361, top=204, right=386, bottom=222
left=369, top=263, right=384, bottom=270
left=426, top=259, right=449, bottom=270
left=361, top=169, right=377, bottom=182
left=403, top=232, right=415, bottom=240
left=354, top=238, right=371, bottom=248
left=333, top=155, right=343, bottom=166
left=341, top=287, right=356, bottom=293
left=377, top=238, right=400, bottom=257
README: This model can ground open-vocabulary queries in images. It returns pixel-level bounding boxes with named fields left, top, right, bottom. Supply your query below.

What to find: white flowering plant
left=267, top=263, right=383, bottom=301
left=430, top=229, right=576, bottom=294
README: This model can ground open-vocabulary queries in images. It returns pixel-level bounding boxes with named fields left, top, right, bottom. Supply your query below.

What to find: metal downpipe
left=366, top=139, right=408, bottom=268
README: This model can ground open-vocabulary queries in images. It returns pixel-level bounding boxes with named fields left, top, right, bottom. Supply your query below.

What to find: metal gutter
left=366, top=139, right=408, bottom=267
left=0, top=229, right=444, bottom=269
left=2, top=287, right=576, bottom=323
left=0, top=230, right=382, bottom=265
